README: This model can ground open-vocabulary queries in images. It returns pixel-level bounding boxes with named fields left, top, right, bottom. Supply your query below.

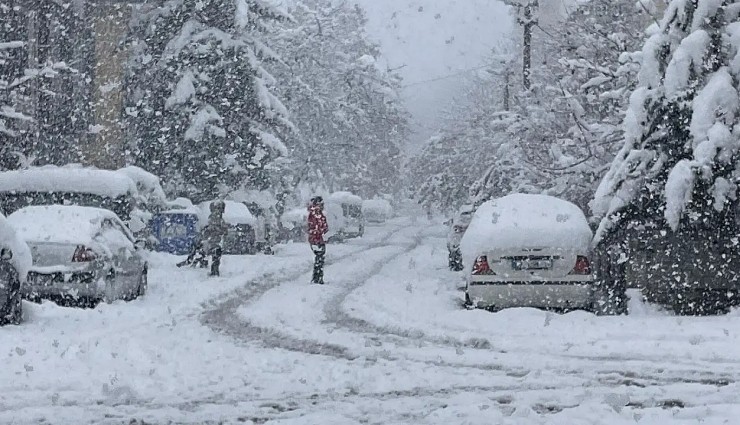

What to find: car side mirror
left=0, top=248, right=12, bottom=260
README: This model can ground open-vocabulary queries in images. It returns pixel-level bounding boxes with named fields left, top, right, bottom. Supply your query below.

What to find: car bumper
left=467, top=279, right=594, bottom=309
left=22, top=267, right=104, bottom=299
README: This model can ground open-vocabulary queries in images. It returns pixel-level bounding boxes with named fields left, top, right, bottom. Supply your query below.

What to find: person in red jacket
left=308, top=196, right=329, bottom=284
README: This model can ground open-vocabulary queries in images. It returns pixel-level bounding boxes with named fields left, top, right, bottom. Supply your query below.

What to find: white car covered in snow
left=362, top=199, right=394, bottom=224
left=0, top=213, right=31, bottom=325
left=326, top=191, right=365, bottom=241
left=7, top=205, right=148, bottom=307
left=0, top=165, right=139, bottom=222
left=462, top=194, right=602, bottom=312
left=199, top=200, right=258, bottom=255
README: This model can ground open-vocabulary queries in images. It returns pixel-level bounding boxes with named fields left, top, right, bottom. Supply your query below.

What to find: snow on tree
left=124, top=0, right=293, bottom=202
left=412, top=0, right=650, bottom=213
left=269, top=0, right=408, bottom=198
left=593, top=0, right=740, bottom=314
left=0, top=1, right=82, bottom=170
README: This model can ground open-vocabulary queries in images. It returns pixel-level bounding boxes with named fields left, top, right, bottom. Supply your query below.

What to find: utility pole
left=520, top=0, right=538, bottom=90
left=504, top=0, right=538, bottom=90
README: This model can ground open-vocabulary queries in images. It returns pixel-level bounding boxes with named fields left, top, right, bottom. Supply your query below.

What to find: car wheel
left=137, top=268, right=148, bottom=298
left=591, top=282, right=628, bottom=316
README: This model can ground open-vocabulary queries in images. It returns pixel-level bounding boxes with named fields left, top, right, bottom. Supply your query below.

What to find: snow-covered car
left=150, top=199, right=201, bottom=255
left=362, top=198, right=394, bottom=223
left=229, top=190, right=278, bottom=254
left=0, top=213, right=31, bottom=325
left=278, top=207, right=308, bottom=242
left=199, top=200, right=257, bottom=255
left=116, top=166, right=168, bottom=241
left=446, top=204, right=475, bottom=271
left=7, top=205, right=148, bottom=306
left=326, top=191, right=365, bottom=241
left=461, top=194, right=608, bottom=312
left=0, top=165, right=138, bottom=223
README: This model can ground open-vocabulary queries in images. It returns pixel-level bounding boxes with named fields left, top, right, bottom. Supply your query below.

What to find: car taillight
left=570, top=255, right=591, bottom=275
left=453, top=225, right=467, bottom=233
left=72, top=245, right=97, bottom=262
left=472, top=256, right=495, bottom=275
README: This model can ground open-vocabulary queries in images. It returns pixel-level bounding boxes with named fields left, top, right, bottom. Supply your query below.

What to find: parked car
left=278, top=207, right=308, bottom=242
left=244, top=202, right=276, bottom=254
left=362, top=199, right=394, bottom=224
left=229, top=189, right=278, bottom=254
left=461, top=194, right=612, bottom=313
left=116, top=166, right=168, bottom=241
left=199, top=200, right=257, bottom=255
left=0, top=165, right=138, bottom=223
left=326, top=191, right=364, bottom=241
left=7, top=205, right=148, bottom=307
left=446, top=204, right=475, bottom=271
left=0, top=213, right=31, bottom=325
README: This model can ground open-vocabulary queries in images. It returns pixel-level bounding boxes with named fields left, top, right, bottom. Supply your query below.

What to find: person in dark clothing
left=177, top=200, right=228, bottom=276
left=308, top=196, right=329, bottom=284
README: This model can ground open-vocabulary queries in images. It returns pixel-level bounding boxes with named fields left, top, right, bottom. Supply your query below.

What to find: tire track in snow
left=201, top=221, right=416, bottom=359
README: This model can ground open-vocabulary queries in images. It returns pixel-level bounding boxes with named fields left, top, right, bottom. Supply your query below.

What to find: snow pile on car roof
left=460, top=194, right=592, bottom=267
left=0, top=213, right=32, bottom=279
left=327, top=191, right=362, bottom=205
left=0, top=165, right=137, bottom=198
left=281, top=208, right=308, bottom=228
left=199, top=201, right=256, bottom=226
left=229, top=189, right=276, bottom=209
left=163, top=197, right=200, bottom=214
left=6, top=205, right=119, bottom=245
left=117, top=166, right=167, bottom=206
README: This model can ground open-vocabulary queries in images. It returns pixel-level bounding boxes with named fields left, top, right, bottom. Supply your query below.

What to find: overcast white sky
left=353, top=0, right=513, bottom=151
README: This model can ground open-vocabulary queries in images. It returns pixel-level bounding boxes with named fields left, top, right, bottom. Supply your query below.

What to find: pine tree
left=594, top=0, right=740, bottom=313
left=0, top=1, right=82, bottom=170
left=270, top=0, right=407, bottom=198
left=124, top=0, right=293, bottom=202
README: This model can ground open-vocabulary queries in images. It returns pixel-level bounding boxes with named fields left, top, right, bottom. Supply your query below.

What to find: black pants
left=210, top=246, right=223, bottom=277
left=312, top=244, right=326, bottom=284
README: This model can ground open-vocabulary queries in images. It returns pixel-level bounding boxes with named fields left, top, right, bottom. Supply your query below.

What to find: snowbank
left=0, top=213, right=31, bottom=279
left=0, top=165, right=137, bottom=198
left=198, top=200, right=256, bottom=226
left=460, top=194, right=592, bottom=267
left=6, top=205, right=120, bottom=245
left=362, top=199, right=393, bottom=222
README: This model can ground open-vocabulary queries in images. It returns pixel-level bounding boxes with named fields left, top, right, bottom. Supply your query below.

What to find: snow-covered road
left=3, top=217, right=740, bottom=424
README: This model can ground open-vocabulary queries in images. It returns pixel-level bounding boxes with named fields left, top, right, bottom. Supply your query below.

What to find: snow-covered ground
left=2, top=217, right=740, bottom=424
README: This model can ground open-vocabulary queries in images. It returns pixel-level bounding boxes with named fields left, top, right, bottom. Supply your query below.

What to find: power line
left=400, top=63, right=494, bottom=88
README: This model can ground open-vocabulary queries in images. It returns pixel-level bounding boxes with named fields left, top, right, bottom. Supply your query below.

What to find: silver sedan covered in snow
left=7, top=205, right=147, bottom=306
left=462, top=194, right=599, bottom=312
